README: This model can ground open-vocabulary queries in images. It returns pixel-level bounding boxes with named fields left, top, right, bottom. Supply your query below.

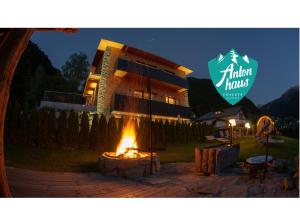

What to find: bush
left=28, top=108, right=39, bottom=146
left=19, top=110, right=29, bottom=144
left=38, top=108, right=49, bottom=147
left=106, top=116, right=118, bottom=151
left=79, top=112, right=90, bottom=149
left=95, top=114, right=107, bottom=152
left=6, top=102, right=21, bottom=144
left=57, top=111, right=67, bottom=148
left=67, top=110, right=79, bottom=149
left=89, top=114, right=99, bottom=150
left=48, top=109, right=56, bottom=147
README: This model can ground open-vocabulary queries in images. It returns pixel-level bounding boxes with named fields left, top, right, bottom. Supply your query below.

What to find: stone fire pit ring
left=98, top=152, right=160, bottom=178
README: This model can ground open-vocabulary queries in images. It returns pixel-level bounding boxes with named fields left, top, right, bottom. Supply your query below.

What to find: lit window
left=144, top=92, right=157, bottom=100
left=134, top=90, right=143, bottom=98
left=166, top=96, right=176, bottom=105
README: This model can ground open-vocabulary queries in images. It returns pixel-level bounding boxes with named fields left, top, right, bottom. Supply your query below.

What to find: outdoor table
left=245, top=155, right=273, bottom=179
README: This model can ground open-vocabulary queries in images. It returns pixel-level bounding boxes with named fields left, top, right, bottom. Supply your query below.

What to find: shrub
left=106, top=116, right=118, bottom=151
left=38, top=108, right=49, bottom=147
left=48, top=109, right=56, bottom=147
left=19, top=110, right=29, bottom=144
left=28, top=108, right=39, bottom=146
left=79, top=112, right=90, bottom=149
left=67, top=110, right=79, bottom=149
left=89, top=114, right=99, bottom=150
left=57, top=111, right=67, bottom=148
left=137, top=117, right=150, bottom=151
left=96, top=114, right=107, bottom=152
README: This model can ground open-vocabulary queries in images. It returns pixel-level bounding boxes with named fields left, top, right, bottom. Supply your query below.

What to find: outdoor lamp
left=245, top=122, right=250, bottom=136
left=245, top=122, right=250, bottom=129
left=229, top=119, right=236, bottom=127
left=228, top=119, right=236, bottom=146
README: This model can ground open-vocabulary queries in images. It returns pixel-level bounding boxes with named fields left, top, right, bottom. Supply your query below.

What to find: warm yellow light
left=229, top=119, right=236, bottom=127
left=89, top=82, right=98, bottom=88
left=177, top=66, right=193, bottom=75
left=114, top=69, right=127, bottom=77
left=177, top=88, right=188, bottom=93
left=245, top=122, right=251, bottom=129
left=86, top=90, right=94, bottom=95
left=98, top=39, right=124, bottom=51
left=116, top=120, right=138, bottom=158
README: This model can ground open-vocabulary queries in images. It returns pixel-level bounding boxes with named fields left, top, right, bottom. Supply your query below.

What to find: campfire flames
left=115, top=120, right=140, bottom=158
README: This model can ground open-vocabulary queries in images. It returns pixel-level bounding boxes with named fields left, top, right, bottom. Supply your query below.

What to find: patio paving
left=6, top=163, right=298, bottom=197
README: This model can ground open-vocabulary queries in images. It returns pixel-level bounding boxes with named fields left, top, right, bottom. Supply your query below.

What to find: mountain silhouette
left=188, top=77, right=261, bottom=121
left=260, top=86, right=299, bottom=118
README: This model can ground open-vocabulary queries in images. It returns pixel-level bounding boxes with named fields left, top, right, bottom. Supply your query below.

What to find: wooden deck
left=6, top=163, right=298, bottom=197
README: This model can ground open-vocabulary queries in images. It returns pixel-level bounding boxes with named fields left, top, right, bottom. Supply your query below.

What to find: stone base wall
left=195, top=144, right=240, bottom=175
left=99, top=153, right=160, bottom=179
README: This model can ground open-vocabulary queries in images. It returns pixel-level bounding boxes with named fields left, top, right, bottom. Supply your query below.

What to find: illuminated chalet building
left=83, top=39, right=193, bottom=122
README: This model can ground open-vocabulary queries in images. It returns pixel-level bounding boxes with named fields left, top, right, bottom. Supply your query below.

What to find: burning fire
left=116, top=120, right=139, bottom=158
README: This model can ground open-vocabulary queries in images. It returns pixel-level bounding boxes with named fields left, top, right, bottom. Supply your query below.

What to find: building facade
left=83, top=39, right=193, bottom=122
left=198, top=106, right=250, bottom=137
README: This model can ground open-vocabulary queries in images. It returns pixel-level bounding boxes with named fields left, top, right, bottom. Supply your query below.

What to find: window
left=134, top=90, right=156, bottom=100
left=144, top=92, right=157, bottom=100
left=134, top=90, right=143, bottom=98
left=166, top=96, right=176, bottom=105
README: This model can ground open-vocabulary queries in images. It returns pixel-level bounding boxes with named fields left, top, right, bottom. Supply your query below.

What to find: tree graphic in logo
left=208, top=49, right=258, bottom=105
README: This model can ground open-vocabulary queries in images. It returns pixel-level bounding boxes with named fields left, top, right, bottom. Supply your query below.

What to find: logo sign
left=208, top=49, right=258, bottom=105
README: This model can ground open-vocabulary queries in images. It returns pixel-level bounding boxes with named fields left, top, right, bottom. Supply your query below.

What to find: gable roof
left=198, top=106, right=242, bottom=121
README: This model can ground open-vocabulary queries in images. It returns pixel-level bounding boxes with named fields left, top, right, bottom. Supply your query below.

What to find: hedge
left=4, top=107, right=214, bottom=152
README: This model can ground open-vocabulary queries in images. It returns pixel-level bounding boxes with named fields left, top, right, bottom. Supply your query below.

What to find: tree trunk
left=0, top=29, right=33, bottom=197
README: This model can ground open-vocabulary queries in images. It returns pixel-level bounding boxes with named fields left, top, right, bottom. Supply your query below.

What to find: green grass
left=234, top=135, right=299, bottom=162
left=158, top=141, right=221, bottom=163
left=4, top=144, right=99, bottom=172
left=4, top=136, right=298, bottom=172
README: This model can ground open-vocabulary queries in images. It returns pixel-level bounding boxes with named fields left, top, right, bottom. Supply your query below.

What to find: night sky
left=31, top=28, right=299, bottom=105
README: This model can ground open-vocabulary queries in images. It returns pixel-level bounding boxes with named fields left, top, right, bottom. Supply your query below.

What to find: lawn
left=5, top=144, right=99, bottom=172
left=4, top=136, right=299, bottom=172
left=234, top=136, right=299, bottom=161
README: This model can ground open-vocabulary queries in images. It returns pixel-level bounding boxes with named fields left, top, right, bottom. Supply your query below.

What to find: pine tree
left=164, top=120, right=170, bottom=145
left=116, top=116, right=124, bottom=146
left=168, top=120, right=176, bottom=144
left=19, top=110, right=29, bottom=144
left=136, top=117, right=146, bottom=151
left=89, top=114, right=99, bottom=150
left=79, top=112, right=90, bottom=149
left=157, top=120, right=166, bottom=149
left=96, top=114, right=107, bottom=152
left=106, top=116, right=117, bottom=151
left=48, top=109, right=56, bottom=147
left=67, top=110, right=79, bottom=149
left=137, top=117, right=151, bottom=151
left=57, top=111, right=67, bottom=148
left=28, top=108, right=39, bottom=146
left=38, top=108, right=49, bottom=147
left=9, top=102, right=21, bottom=144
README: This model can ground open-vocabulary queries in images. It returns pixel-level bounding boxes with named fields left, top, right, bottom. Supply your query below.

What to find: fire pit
left=98, top=119, right=160, bottom=178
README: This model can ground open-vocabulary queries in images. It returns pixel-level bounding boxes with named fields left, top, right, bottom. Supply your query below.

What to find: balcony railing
left=113, top=93, right=192, bottom=119
left=116, top=58, right=188, bottom=89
